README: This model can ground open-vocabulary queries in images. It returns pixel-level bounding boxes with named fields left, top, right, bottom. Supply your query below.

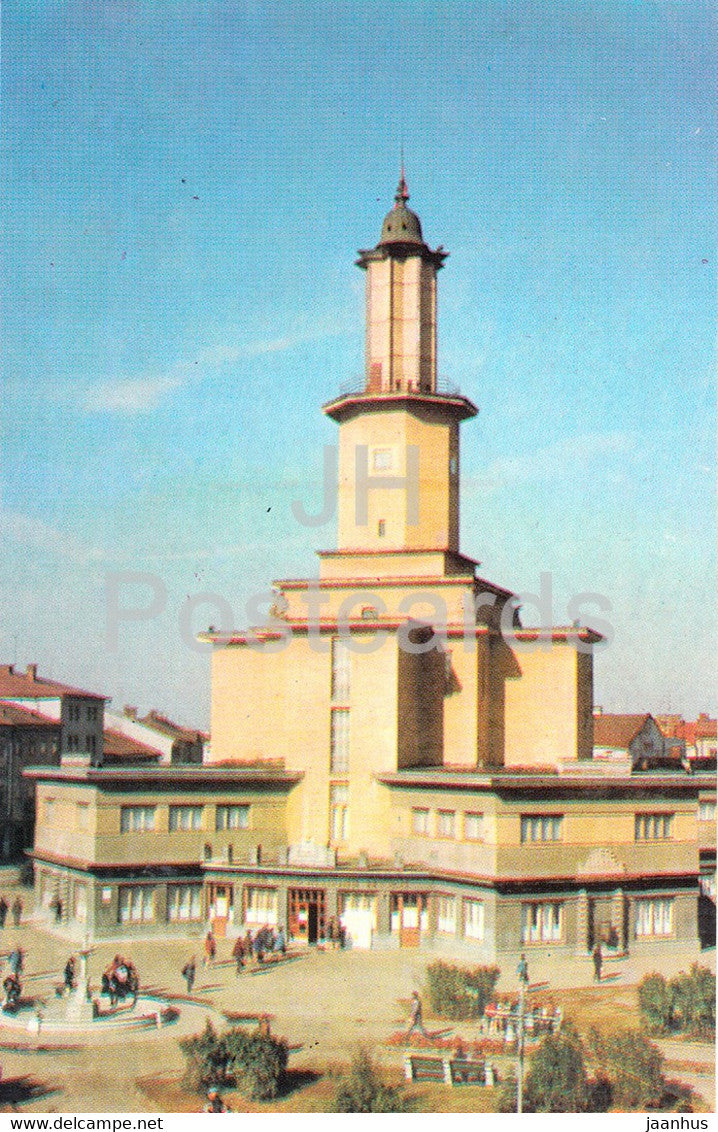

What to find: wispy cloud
left=80, top=374, right=185, bottom=414
left=0, top=509, right=102, bottom=564
left=465, top=431, right=637, bottom=495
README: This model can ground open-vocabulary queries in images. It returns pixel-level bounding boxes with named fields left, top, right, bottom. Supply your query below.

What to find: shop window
left=635, top=897, right=674, bottom=937
left=438, top=895, right=457, bottom=934
left=521, top=901, right=563, bottom=943
left=245, top=886, right=278, bottom=926
left=118, top=885, right=155, bottom=923
left=167, top=884, right=202, bottom=922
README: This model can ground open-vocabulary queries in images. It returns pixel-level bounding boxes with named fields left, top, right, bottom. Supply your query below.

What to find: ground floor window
left=521, top=901, right=563, bottom=944
left=339, top=892, right=377, bottom=929
left=167, top=883, right=202, bottom=922
left=72, top=881, right=87, bottom=922
left=437, top=895, right=457, bottom=934
left=463, top=898, right=485, bottom=940
left=118, top=885, right=155, bottom=924
left=390, top=894, right=428, bottom=933
left=245, top=886, right=278, bottom=926
left=635, top=897, right=674, bottom=938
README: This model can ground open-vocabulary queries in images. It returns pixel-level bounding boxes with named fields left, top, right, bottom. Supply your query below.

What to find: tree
left=588, top=1027, right=666, bottom=1110
left=521, top=1029, right=590, bottom=1113
left=332, top=1050, right=410, bottom=1113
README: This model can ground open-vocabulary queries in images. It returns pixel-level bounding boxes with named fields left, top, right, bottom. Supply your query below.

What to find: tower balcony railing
left=336, top=375, right=463, bottom=399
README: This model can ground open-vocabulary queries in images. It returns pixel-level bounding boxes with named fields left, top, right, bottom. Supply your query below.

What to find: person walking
left=11, top=897, right=22, bottom=927
left=517, top=953, right=529, bottom=987
left=181, top=956, right=196, bottom=994
left=63, top=956, right=76, bottom=992
left=231, top=935, right=245, bottom=975
left=592, top=942, right=603, bottom=983
left=0, top=896, right=8, bottom=928
left=406, top=991, right=427, bottom=1038
left=8, top=946, right=23, bottom=976
left=204, top=930, right=216, bottom=968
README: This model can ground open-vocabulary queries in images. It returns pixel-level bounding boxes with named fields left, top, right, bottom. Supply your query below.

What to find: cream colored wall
left=443, top=638, right=479, bottom=768
left=336, top=406, right=458, bottom=553
left=503, top=642, right=580, bottom=766
left=365, top=257, right=437, bottom=392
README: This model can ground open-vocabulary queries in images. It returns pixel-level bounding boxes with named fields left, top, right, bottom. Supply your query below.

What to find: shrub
left=638, top=973, right=675, bottom=1034
left=332, top=1050, right=410, bottom=1113
left=179, top=1021, right=230, bottom=1093
left=522, top=1029, right=590, bottom=1113
left=426, top=961, right=500, bottom=1021
left=588, top=1027, right=666, bottom=1110
left=670, top=965, right=715, bottom=1040
left=224, top=1029, right=288, bottom=1101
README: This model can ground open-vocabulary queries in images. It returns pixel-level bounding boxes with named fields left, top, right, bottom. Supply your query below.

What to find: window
left=86, top=704, right=98, bottom=722
left=635, top=813, right=674, bottom=841
left=635, top=897, right=674, bottom=937
left=377, top=519, right=386, bottom=538
left=120, top=806, right=155, bottom=833
left=464, top=898, right=485, bottom=940
left=464, top=812, right=483, bottom=841
left=520, top=815, right=563, bottom=843
left=521, top=901, right=563, bottom=943
left=167, top=884, right=202, bottom=922
left=372, top=448, right=393, bottom=472
left=67, top=734, right=79, bottom=752
left=68, top=703, right=80, bottom=723
left=331, top=638, right=351, bottom=702
left=330, top=708, right=350, bottom=774
left=437, top=895, right=457, bottom=934
left=72, top=882, right=87, bottom=922
left=215, top=805, right=249, bottom=831
left=76, top=803, right=89, bottom=832
left=169, top=805, right=203, bottom=832
left=245, top=887, right=278, bottom=926
left=340, top=892, right=377, bottom=929
left=699, top=801, right=716, bottom=822
left=437, top=810, right=455, bottom=838
left=118, top=885, right=155, bottom=923
left=330, top=784, right=349, bottom=842
left=411, top=808, right=430, bottom=836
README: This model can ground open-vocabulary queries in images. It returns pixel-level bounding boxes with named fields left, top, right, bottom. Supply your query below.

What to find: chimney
left=26, top=663, right=38, bottom=680
left=124, top=705, right=138, bottom=720
left=0, top=664, right=14, bottom=675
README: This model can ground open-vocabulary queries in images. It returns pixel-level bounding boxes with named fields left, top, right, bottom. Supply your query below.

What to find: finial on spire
left=395, top=147, right=409, bottom=206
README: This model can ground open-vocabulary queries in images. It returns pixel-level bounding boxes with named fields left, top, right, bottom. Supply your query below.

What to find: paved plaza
left=0, top=876, right=715, bottom=1113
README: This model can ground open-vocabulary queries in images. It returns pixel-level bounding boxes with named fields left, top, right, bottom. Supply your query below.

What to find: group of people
left=0, top=896, right=23, bottom=929
left=1, top=945, right=24, bottom=1010
left=181, top=926, right=289, bottom=993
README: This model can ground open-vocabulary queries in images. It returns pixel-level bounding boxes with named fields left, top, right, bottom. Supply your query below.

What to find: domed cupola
left=378, top=173, right=425, bottom=247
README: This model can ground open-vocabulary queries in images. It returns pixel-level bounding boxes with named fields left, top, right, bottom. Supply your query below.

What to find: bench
left=403, top=1053, right=495, bottom=1087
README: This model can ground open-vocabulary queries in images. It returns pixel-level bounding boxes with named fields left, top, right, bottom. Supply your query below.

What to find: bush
left=588, top=1027, right=666, bottom=1110
left=179, top=1022, right=288, bottom=1101
left=638, top=973, right=675, bottom=1033
left=332, top=1050, right=410, bottom=1113
left=426, top=961, right=500, bottom=1021
left=522, top=1029, right=590, bottom=1113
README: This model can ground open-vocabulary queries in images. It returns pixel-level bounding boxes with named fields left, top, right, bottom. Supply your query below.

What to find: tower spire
left=395, top=151, right=409, bottom=206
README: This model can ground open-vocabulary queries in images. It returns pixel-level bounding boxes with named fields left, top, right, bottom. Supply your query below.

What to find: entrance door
left=210, top=885, right=230, bottom=938
left=288, top=888, right=326, bottom=944
left=392, top=894, right=426, bottom=948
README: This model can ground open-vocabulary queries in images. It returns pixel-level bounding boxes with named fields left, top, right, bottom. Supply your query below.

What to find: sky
left=1, top=0, right=716, bottom=729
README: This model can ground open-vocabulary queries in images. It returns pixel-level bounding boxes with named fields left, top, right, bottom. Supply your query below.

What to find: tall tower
left=322, top=174, right=478, bottom=561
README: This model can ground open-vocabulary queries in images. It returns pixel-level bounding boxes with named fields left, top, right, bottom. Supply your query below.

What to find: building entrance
left=208, top=883, right=231, bottom=937
left=288, top=887, right=326, bottom=944
left=391, top=893, right=427, bottom=947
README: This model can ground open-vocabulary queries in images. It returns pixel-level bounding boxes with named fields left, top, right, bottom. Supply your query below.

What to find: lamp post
left=517, top=977, right=526, bottom=1113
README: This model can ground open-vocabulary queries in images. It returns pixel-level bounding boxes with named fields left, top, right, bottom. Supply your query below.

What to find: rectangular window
left=635, top=897, right=674, bottom=938
left=377, top=519, right=386, bottom=538
left=118, top=885, right=155, bottom=923
left=411, top=808, right=430, bottom=836
left=245, top=887, right=278, bottom=926
left=340, top=892, right=378, bottom=929
left=521, top=901, right=563, bottom=943
left=86, top=705, right=98, bottom=721
left=331, top=638, right=351, bottom=702
left=120, top=806, right=156, bottom=833
left=464, top=898, right=485, bottom=940
left=76, top=803, right=89, bottom=832
left=169, top=805, right=203, bottom=832
left=635, top=813, right=674, bottom=840
left=437, top=895, right=457, bottom=934
left=167, top=884, right=202, bottom=922
left=372, top=447, right=393, bottom=472
left=699, top=801, right=716, bottom=822
left=464, top=812, right=483, bottom=841
left=520, top=815, right=563, bottom=843
left=330, top=784, right=349, bottom=843
left=437, top=810, right=456, bottom=838
left=215, top=805, right=249, bottom=831
left=330, top=708, right=350, bottom=774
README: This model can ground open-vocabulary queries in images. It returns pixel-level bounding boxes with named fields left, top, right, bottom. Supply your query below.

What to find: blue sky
left=2, top=0, right=715, bottom=727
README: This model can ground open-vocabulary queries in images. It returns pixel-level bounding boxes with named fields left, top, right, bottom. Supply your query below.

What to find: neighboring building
left=681, top=714, right=718, bottom=767
left=0, top=664, right=106, bottom=764
left=593, top=712, right=669, bottom=766
left=104, top=706, right=206, bottom=764
left=26, top=176, right=716, bottom=954
left=102, top=728, right=163, bottom=765
left=0, top=702, right=60, bottom=859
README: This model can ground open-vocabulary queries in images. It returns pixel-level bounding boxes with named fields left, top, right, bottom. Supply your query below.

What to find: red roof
left=123, top=707, right=206, bottom=744
left=0, top=664, right=105, bottom=701
left=676, top=715, right=717, bottom=746
left=593, top=713, right=651, bottom=749
left=0, top=700, right=60, bottom=729
left=103, top=728, right=163, bottom=761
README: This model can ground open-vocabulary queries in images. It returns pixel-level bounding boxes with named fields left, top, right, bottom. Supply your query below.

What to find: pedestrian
left=11, top=897, right=22, bottom=927
left=231, top=935, right=245, bottom=974
left=8, top=946, right=23, bottom=976
left=63, top=956, right=76, bottom=992
left=517, top=953, right=529, bottom=986
left=273, top=925, right=286, bottom=955
left=0, top=895, right=8, bottom=928
left=592, top=942, right=603, bottom=983
left=406, top=991, right=427, bottom=1038
left=181, top=956, right=196, bottom=994
left=203, top=1087, right=230, bottom=1113
left=204, top=929, right=216, bottom=967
